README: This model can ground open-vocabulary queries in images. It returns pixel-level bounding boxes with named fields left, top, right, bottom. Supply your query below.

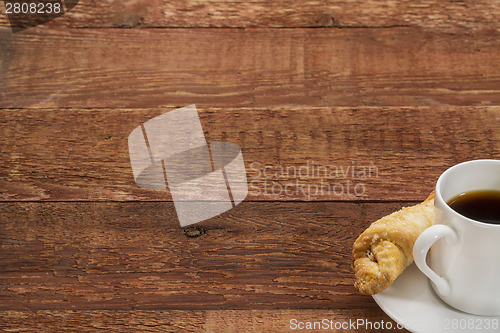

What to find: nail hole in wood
left=183, top=226, right=206, bottom=238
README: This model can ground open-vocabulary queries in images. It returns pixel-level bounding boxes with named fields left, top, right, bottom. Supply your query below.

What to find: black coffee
left=447, top=190, right=500, bottom=225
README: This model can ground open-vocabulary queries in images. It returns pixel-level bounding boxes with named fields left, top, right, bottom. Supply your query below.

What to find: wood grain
left=0, top=309, right=406, bottom=332
left=1, top=27, right=499, bottom=108
left=0, top=201, right=413, bottom=310
left=1, top=106, right=499, bottom=201
left=1, top=3, right=499, bottom=331
left=0, top=0, right=499, bottom=31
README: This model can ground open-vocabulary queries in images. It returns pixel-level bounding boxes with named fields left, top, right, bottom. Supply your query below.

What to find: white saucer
left=373, top=264, right=500, bottom=333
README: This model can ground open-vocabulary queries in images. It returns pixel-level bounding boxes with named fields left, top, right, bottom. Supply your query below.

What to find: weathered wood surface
left=0, top=309, right=400, bottom=332
left=1, top=27, right=499, bottom=108
left=1, top=106, right=499, bottom=201
left=0, top=201, right=408, bottom=310
left=0, top=0, right=499, bottom=30
left=1, top=2, right=499, bottom=332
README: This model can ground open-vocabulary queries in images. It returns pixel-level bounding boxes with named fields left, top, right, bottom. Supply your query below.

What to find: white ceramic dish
left=372, top=264, right=500, bottom=333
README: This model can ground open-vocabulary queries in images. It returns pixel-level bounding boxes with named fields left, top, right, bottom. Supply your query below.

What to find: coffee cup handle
left=413, top=225, right=458, bottom=296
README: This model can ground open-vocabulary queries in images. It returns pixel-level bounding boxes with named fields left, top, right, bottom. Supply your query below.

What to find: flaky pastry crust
left=353, top=192, right=434, bottom=295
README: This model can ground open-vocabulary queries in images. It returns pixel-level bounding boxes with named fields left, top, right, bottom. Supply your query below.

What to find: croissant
left=353, top=192, right=435, bottom=295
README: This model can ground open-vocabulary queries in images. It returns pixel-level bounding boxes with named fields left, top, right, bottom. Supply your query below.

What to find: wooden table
left=1, top=1, right=499, bottom=332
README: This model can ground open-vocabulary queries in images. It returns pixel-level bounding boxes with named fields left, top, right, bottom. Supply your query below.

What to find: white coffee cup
left=413, top=159, right=500, bottom=316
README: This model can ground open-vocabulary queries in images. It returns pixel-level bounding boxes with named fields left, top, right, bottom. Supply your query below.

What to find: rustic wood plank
left=1, top=27, right=499, bottom=108
left=0, top=201, right=413, bottom=311
left=0, top=309, right=408, bottom=332
left=0, top=310, right=206, bottom=332
left=0, top=28, right=12, bottom=84
left=1, top=106, right=499, bottom=201
left=0, top=0, right=499, bottom=31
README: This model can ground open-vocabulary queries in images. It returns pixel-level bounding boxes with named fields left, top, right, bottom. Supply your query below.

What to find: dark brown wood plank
left=0, top=28, right=12, bottom=84
left=1, top=106, right=499, bottom=201
left=0, top=0, right=499, bottom=31
left=0, top=310, right=206, bottom=332
left=0, top=309, right=408, bottom=332
left=1, top=27, right=499, bottom=108
left=0, top=201, right=412, bottom=311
